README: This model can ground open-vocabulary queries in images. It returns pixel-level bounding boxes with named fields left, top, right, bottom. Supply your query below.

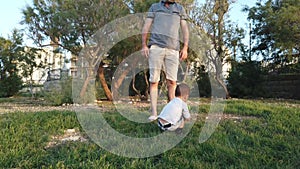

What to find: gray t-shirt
left=147, top=2, right=188, bottom=51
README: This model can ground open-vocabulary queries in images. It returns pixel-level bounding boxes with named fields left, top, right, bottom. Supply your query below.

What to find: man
left=142, top=0, right=189, bottom=121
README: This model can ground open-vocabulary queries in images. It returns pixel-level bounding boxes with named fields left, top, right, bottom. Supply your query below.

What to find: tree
left=246, top=0, right=300, bottom=71
left=123, top=0, right=157, bottom=13
left=191, top=0, right=244, bottom=98
left=108, top=35, right=144, bottom=100
left=22, top=0, right=131, bottom=101
left=0, top=31, right=24, bottom=97
left=224, top=23, right=246, bottom=61
left=212, top=0, right=230, bottom=98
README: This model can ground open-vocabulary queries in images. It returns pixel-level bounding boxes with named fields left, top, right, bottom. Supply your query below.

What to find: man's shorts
left=148, top=45, right=179, bottom=82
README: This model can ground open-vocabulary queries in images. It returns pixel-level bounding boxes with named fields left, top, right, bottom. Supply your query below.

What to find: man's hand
left=180, top=47, right=188, bottom=61
left=142, top=45, right=150, bottom=58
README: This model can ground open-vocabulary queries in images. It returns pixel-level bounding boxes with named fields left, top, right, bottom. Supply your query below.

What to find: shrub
left=227, top=61, right=265, bottom=98
left=196, top=65, right=211, bottom=97
left=43, top=77, right=73, bottom=106
left=0, top=73, right=23, bottom=97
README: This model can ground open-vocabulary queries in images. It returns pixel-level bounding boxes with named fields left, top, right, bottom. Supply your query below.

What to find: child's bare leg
left=175, top=120, right=185, bottom=134
left=179, top=120, right=185, bottom=128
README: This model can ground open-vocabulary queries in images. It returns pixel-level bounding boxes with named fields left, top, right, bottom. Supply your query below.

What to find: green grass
left=0, top=99, right=299, bottom=168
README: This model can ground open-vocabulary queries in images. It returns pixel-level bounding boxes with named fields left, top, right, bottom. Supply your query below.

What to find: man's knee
left=150, top=82, right=159, bottom=88
left=166, top=80, right=176, bottom=87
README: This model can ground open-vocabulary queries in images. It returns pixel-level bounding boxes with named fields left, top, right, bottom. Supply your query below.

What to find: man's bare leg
left=167, top=80, right=176, bottom=102
left=149, top=82, right=159, bottom=120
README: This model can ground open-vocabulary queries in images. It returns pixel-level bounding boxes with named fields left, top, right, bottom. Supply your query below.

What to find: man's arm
left=142, top=18, right=153, bottom=58
left=180, top=19, right=189, bottom=60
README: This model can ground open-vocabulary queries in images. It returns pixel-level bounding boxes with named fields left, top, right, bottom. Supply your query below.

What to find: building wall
left=21, top=47, right=67, bottom=85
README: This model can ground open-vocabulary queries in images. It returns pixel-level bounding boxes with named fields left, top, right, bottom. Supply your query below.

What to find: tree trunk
left=80, top=76, right=91, bottom=98
left=215, top=60, right=230, bottom=98
left=132, top=73, right=142, bottom=98
left=98, top=64, right=113, bottom=101
left=143, top=70, right=149, bottom=100
left=213, top=0, right=230, bottom=98
left=112, top=66, right=131, bottom=101
left=112, top=56, right=139, bottom=100
left=216, top=73, right=230, bottom=99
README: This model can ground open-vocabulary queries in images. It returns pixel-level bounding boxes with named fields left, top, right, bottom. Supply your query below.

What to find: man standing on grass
left=142, top=0, right=189, bottom=121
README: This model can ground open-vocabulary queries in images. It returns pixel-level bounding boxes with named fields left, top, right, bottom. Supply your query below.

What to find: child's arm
left=182, top=103, right=191, bottom=121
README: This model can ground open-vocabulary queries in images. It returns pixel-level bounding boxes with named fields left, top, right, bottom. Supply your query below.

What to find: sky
left=0, top=0, right=32, bottom=39
left=226, top=0, right=256, bottom=28
left=0, top=0, right=256, bottom=46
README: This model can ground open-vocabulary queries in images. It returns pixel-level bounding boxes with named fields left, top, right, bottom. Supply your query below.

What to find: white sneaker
left=148, top=115, right=157, bottom=121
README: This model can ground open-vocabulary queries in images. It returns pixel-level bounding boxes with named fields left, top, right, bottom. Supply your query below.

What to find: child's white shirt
left=158, top=97, right=190, bottom=125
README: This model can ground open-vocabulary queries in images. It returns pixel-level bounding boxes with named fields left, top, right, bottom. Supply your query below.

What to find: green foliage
left=0, top=30, right=44, bottom=98
left=20, top=47, right=46, bottom=79
left=227, top=61, right=265, bottom=98
left=247, top=0, right=300, bottom=67
left=0, top=31, right=24, bottom=97
left=0, top=73, right=23, bottom=97
left=196, top=65, right=211, bottom=97
left=44, top=77, right=73, bottom=106
left=22, top=0, right=131, bottom=56
left=224, top=23, right=246, bottom=60
left=22, top=0, right=133, bottom=101
left=125, top=0, right=158, bottom=13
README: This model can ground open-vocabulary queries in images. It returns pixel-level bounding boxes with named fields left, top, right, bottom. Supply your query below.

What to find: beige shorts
left=148, top=45, right=179, bottom=82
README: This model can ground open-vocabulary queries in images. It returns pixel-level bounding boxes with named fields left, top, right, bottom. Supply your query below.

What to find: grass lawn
left=0, top=99, right=299, bottom=168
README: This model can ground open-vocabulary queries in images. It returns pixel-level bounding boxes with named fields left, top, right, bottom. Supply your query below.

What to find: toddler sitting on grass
left=157, top=83, right=191, bottom=134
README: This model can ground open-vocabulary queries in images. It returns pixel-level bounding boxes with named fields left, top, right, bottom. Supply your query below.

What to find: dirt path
left=0, top=102, right=73, bottom=114
left=0, top=97, right=74, bottom=114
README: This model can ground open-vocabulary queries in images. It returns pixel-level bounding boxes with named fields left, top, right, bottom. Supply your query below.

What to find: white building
left=21, top=46, right=69, bottom=85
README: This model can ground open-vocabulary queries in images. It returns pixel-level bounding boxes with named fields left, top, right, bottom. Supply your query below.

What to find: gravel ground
left=0, top=102, right=74, bottom=114
left=0, top=97, right=119, bottom=114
